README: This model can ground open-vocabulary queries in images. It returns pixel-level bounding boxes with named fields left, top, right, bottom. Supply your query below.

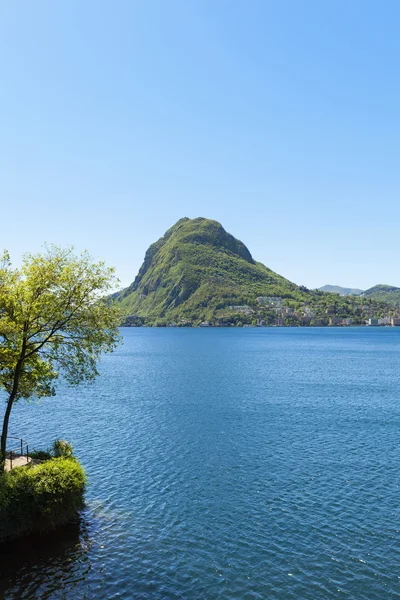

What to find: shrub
left=52, top=439, right=74, bottom=458
left=28, top=438, right=74, bottom=462
left=0, top=457, right=86, bottom=542
left=28, top=449, right=52, bottom=461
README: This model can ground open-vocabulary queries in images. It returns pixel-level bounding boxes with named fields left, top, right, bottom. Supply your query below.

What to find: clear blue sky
left=1, top=1, right=399, bottom=291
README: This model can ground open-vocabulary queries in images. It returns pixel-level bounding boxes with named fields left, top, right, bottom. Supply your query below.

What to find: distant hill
left=319, top=285, right=364, bottom=296
left=361, top=285, right=400, bottom=304
left=116, top=217, right=311, bottom=323
left=319, top=284, right=400, bottom=305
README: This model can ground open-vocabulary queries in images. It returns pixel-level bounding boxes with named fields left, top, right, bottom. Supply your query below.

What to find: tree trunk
left=0, top=394, right=15, bottom=471
left=0, top=357, right=23, bottom=474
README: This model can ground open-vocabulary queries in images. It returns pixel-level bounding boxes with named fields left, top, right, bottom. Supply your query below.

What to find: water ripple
left=1, top=328, right=400, bottom=599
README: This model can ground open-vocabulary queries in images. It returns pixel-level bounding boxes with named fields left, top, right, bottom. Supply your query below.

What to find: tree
left=0, top=246, right=122, bottom=472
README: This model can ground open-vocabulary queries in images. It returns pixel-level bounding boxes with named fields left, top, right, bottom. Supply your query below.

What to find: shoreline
left=120, top=324, right=400, bottom=329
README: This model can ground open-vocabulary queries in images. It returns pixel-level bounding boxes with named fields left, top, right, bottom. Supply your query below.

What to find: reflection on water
left=0, top=511, right=92, bottom=599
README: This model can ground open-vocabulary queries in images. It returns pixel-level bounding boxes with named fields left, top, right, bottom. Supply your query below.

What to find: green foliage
left=0, top=245, right=122, bottom=400
left=0, top=457, right=86, bottom=542
left=52, top=439, right=74, bottom=458
left=362, top=284, right=400, bottom=304
left=28, top=449, right=52, bottom=461
left=29, top=438, right=74, bottom=461
left=0, top=245, right=122, bottom=469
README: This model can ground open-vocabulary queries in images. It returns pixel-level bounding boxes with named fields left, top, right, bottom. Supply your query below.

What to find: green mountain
left=116, top=217, right=396, bottom=326
left=117, top=217, right=312, bottom=323
left=361, top=284, right=400, bottom=304
left=319, top=285, right=364, bottom=296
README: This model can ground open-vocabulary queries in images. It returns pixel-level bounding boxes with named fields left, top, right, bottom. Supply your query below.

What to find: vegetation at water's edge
left=0, top=445, right=85, bottom=543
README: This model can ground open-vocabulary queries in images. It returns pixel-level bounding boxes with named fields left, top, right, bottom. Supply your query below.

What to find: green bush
left=52, top=439, right=74, bottom=458
left=28, top=438, right=74, bottom=462
left=0, top=457, right=86, bottom=542
left=28, top=449, right=52, bottom=461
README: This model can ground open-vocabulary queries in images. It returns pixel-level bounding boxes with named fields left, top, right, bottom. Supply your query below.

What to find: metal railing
left=6, top=436, right=29, bottom=470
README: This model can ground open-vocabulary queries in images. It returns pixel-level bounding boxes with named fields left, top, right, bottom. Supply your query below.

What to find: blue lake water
left=1, top=327, right=400, bottom=599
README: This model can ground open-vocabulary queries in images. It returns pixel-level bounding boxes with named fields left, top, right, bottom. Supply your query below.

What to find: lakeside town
left=124, top=295, right=400, bottom=328
left=226, top=296, right=400, bottom=328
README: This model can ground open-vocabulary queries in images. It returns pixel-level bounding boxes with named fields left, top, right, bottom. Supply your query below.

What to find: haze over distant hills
left=319, top=284, right=400, bottom=305
left=319, top=285, right=364, bottom=296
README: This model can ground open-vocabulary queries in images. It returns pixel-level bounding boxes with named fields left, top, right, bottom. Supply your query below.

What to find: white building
left=256, top=297, right=283, bottom=307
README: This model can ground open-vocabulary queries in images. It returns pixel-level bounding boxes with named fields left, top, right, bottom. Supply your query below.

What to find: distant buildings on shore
left=228, top=305, right=252, bottom=315
left=367, top=317, right=400, bottom=326
left=131, top=295, right=400, bottom=328
left=257, top=297, right=283, bottom=307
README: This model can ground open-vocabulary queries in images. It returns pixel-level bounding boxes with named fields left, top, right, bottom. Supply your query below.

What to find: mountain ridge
left=319, top=283, right=400, bottom=304
left=319, top=285, right=364, bottom=296
left=117, top=217, right=307, bottom=323
left=362, top=284, right=400, bottom=304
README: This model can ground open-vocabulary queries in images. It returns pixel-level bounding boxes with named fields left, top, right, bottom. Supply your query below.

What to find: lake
left=1, top=327, right=400, bottom=599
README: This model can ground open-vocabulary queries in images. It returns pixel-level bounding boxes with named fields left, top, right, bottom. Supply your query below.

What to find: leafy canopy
left=0, top=245, right=121, bottom=402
